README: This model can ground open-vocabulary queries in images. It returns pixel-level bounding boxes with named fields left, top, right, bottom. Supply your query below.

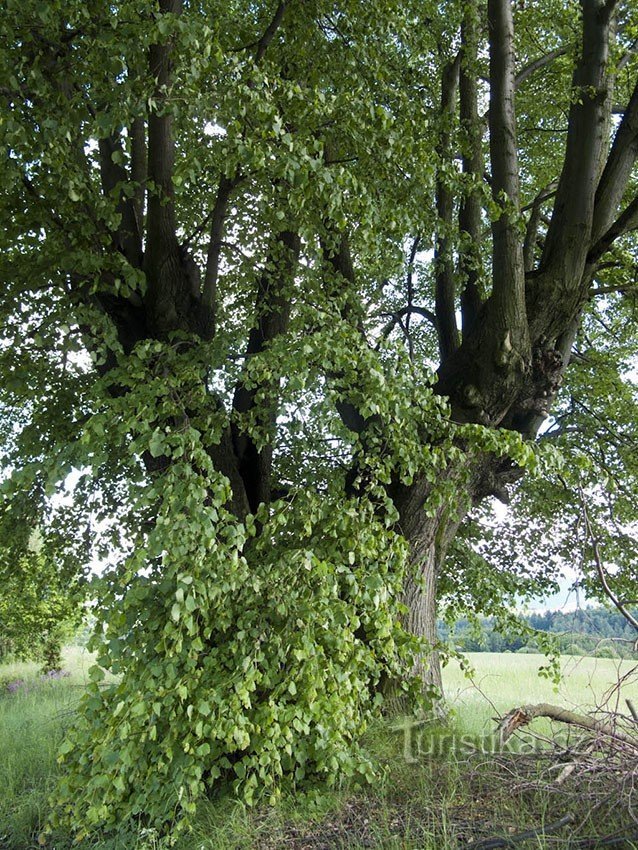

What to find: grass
left=444, top=651, right=638, bottom=735
left=0, top=649, right=636, bottom=849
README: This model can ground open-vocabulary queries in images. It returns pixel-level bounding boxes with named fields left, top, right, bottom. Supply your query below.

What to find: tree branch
left=499, top=702, right=637, bottom=745
left=459, top=0, right=484, bottom=337
left=588, top=193, right=638, bottom=263
left=523, top=182, right=557, bottom=272
left=202, top=174, right=241, bottom=337
left=254, top=1, right=287, bottom=64
left=592, top=80, right=638, bottom=243
left=144, top=0, right=197, bottom=337
left=404, top=235, right=420, bottom=357
left=435, top=54, right=461, bottom=361
left=541, top=0, right=612, bottom=281
left=380, top=305, right=438, bottom=340
left=232, top=229, right=300, bottom=511
left=487, top=0, right=526, bottom=330
left=98, top=133, right=143, bottom=268
left=514, top=46, right=568, bottom=89
left=130, top=116, right=146, bottom=254
left=579, top=486, right=638, bottom=635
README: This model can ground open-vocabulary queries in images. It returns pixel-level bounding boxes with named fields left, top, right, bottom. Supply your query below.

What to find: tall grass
left=0, top=648, right=94, bottom=848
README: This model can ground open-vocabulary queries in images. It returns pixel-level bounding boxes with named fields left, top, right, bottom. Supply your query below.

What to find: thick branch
left=592, top=80, right=638, bottom=242
left=487, top=0, right=526, bottom=330
left=435, top=55, right=461, bottom=361
left=523, top=182, right=557, bottom=272
left=588, top=193, right=638, bottom=263
left=541, top=0, right=612, bottom=280
left=130, top=116, right=146, bottom=252
left=514, top=47, right=568, bottom=88
left=144, top=0, right=201, bottom=337
left=499, top=702, right=637, bottom=746
left=98, top=133, right=143, bottom=268
left=202, top=175, right=240, bottom=336
left=254, top=2, right=287, bottom=64
left=459, top=1, right=484, bottom=337
left=232, top=229, right=300, bottom=511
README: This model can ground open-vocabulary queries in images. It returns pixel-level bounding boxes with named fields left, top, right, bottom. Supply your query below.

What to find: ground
left=0, top=648, right=636, bottom=849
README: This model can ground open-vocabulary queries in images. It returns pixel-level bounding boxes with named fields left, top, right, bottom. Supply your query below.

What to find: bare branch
left=463, top=814, right=575, bottom=850
left=380, top=305, right=439, bottom=340
left=515, top=47, right=568, bottom=89
left=499, top=702, right=637, bottom=745
left=579, top=486, right=638, bottom=634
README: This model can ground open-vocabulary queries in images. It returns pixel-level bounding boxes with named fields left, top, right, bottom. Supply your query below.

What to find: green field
left=445, top=651, right=638, bottom=734
left=0, top=648, right=636, bottom=849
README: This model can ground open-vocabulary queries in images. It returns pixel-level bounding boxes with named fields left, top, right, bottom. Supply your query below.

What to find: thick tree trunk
left=402, top=541, right=443, bottom=692
left=391, top=476, right=465, bottom=697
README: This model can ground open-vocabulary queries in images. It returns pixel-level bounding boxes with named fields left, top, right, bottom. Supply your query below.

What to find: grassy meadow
left=0, top=648, right=636, bottom=849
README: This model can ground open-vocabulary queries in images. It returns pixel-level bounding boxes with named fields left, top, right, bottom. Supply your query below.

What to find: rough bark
left=434, top=56, right=461, bottom=361
left=390, top=475, right=466, bottom=692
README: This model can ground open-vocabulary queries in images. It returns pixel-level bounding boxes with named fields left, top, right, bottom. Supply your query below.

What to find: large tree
left=1, top=0, right=637, bottom=836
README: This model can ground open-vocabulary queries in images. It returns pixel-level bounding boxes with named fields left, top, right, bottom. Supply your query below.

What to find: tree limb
left=523, top=182, right=557, bottom=273
left=487, top=0, right=526, bottom=332
left=130, top=116, right=147, bottom=254
left=254, top=1, right=287, bottom=64
left=98, top=133, right=143, bottom=268
left=541, top=0, right=612, bottom=281
left=592, top=79, right=638, bottom=243
left=514, top=46, right=568, bottom=89
left=404, top=235, right=420, bottom=356
left=499, top=702, right=637, bottom=746
left=588, top=193, right=638, bottom=264
left=232, top=229, right=300, bottom=511
left=380, top=305, right=439, bottom=340
left=435, top=54, right=461, bottom=361
left=579, top=486, right=638, bottom=635
left=202, top=174, right=241, bottom=337
left=459, top=0, right=484, bottom=337
left=463, top=814, right=575, bottom=850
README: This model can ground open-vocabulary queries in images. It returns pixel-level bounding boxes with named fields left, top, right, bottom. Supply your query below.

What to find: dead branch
left=462, top=813, right=574, bottom=849
left=579, top=486, right=638, bottom=637
left=498, top=702, right=638, bottom=746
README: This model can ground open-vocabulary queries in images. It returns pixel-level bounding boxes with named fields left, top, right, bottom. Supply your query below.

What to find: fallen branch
left=462, top=813, right=574, bottom=849
left=498, top=703, right=637, bottom=746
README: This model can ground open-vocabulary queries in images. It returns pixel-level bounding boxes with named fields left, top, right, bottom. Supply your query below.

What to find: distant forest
left=441, top=607, right=638, bottom=659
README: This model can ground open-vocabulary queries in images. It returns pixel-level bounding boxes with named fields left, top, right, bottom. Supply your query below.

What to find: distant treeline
left=440, top=607, right=638, bottom=658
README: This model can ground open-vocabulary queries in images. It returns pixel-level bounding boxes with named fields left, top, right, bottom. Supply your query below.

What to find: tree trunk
left=391, top=476, right=466, bottom=697
left=402, top=541, right=443, bottom=692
